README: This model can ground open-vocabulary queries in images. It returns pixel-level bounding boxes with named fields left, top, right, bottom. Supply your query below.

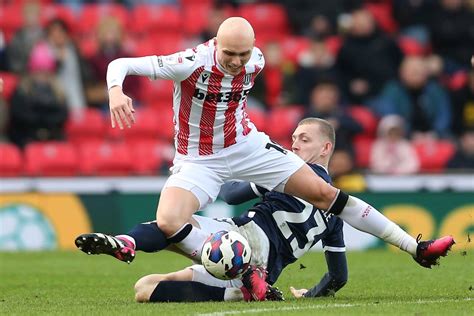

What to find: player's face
left=291, top=124, right=326, bottom=163
left=216, top=39, right=253, bottom=75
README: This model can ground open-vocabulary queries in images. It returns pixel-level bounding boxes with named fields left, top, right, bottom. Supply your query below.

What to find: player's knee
left=135, top=280, right=159, bottom=303
left=155, top=217, right=182, bottom=236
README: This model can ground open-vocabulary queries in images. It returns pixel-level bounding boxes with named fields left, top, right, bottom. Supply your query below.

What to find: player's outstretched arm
left=219, top=181, right=268, bottom=205
left=290, top=251, right=348, bottom=298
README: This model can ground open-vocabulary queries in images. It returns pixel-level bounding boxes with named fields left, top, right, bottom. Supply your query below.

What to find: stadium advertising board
left=0, top=192, right=472, bottom=251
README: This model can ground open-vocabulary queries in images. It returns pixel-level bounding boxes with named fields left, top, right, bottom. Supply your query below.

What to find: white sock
left=338, top=196, right=418, bottom=256
left=224, top=288, right=244, bottom=301
left=174, top=226, right=211, bottom=259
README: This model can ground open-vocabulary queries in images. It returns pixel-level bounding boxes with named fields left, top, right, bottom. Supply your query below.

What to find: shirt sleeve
left=321, top=217, right=346, bottom=252
left=218, top=181, right=268, bottom=205
left=106, top=49, right=199, bottom=90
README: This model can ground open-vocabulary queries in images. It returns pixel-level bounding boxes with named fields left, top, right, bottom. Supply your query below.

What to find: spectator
left=428, top=0, right=474, bottom=72
left=449, top=70, right=474, bottom=136
left=45, top=18, right=86, bottom=113
left=373, top=56, right=452, bottom=138
left=446, top=129, right=474, bottom=169
left=294, top=38, right=340, bottom=105
left=304, top=79, right=363, bottom=154
left=197, top=5, right=229, bottom=44
left=279, top=0, right=361, bottom=35
left=336, top=8, right=403, bottom=103
left=0, top=78, right=8, bottom=142
left=7, top=42, right=68, bottom=148
left=0, top=30, right=7, bottom=71
left=392, top=0, right=433, bottom=30
left=370, top=114, right=420, bottom=175
left=251, top=41, right=296, bottom=109
left=329, top=148, right=356, bottom=181
left=85, top=17, right=140, bottom=110
left=6, top=2, right=44, bottom=74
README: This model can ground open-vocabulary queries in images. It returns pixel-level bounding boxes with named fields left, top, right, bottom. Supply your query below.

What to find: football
left=201, top=230, right=252, bottom=280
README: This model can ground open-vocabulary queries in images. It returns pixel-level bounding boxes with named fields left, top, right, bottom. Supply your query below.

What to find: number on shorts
left=265, top=142, right=287, bottom=155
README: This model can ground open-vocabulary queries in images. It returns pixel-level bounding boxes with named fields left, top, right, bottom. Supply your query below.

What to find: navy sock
left=149, top=281, right=226, bottom=302
left=127, top=222, right=169, bottom=252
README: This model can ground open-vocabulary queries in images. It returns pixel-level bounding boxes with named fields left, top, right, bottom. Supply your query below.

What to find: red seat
left=40, top=4, right=75, bottom=30
left=414, top=140, right=456, bottom=172
left=179, top=0, right=213, bottom=8
left=0, top=72, right=19, bottom=101
left=131, top=34, right=184, bottom=56
left=156, top=108, right=175, bottom=143
left=398, top=37, right=428, bottom=56
left=182, top=4, right=211, bottom=37
left=77, top=4, right=128, bottom=37
left=353, top=136, right=374, bottom=169
left=365, top=2, right=398, bottom=34
left=0, top=4, right=24, bottom=41
left=106, top=107, right=162, bottom=143
left=131, top=140, right=171, bottom=175
left=347, top=106, right=378, bottom=137
left=65, top=108, right=107, bottom=145
left=280, top=36, right=311, bottom=64
left=238, top=4, right=289, bottom=37
left=265, top=106, right=304, bottom=141
left=141, top=78, right=174, bottom=106
left=129, top=5, right=181, bottom=37
left=79, top=142, right=133, bottom=176
left=0, top=143, right=22, bottom=176
left=246, top=108, right=266, bottom=133
left=24, top=142, right=79, bottom=176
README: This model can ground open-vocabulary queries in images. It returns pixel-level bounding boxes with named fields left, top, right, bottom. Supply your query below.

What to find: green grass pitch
left=0, top=249, right=472, bottom=315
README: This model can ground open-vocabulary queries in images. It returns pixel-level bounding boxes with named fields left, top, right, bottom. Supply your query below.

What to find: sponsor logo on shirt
left=193, top=88, right=251, bottom=102
left=157, top=56, right=163, bottom=67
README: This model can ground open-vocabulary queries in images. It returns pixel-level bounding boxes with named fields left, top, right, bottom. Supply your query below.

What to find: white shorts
left=165, top=130, right=304, bottom=208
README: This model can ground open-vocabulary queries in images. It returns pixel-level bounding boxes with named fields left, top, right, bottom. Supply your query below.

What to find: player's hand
left=471, top=55, right=474, bottom=67
left=290, top=286, right=308, bottom=298
left=108, top=86, right=135, bottom=129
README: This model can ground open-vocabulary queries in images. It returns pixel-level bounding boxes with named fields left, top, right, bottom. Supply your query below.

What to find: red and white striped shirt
left=107, top=40, right=265, bottom=156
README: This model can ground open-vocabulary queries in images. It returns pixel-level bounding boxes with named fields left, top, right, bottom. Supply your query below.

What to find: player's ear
left=322, top=141, right=332, bottom=157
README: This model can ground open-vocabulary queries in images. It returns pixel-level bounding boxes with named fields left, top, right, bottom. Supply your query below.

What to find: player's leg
left=155, top=162, right=225, bottom=259
left=284, top=165, right=454, bottom=266
left=135, top=266, right=258, bottom=302
left=134, top=267, right=228, bottom=302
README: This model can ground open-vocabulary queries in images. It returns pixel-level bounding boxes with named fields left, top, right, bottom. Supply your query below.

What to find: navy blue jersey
left=232, top=164, right=345, bottom=284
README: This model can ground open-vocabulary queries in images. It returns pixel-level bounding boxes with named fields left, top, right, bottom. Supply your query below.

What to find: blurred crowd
left=1, top=0, right=474, bottom=181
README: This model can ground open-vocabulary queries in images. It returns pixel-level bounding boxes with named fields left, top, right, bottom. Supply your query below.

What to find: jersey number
left=265, top=142, right=287, bottom=155
left=272, top=198, right=327, bottom=258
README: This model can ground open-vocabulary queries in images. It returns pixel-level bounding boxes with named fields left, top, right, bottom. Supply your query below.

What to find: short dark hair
left=298, top=117, right=336, bottom=149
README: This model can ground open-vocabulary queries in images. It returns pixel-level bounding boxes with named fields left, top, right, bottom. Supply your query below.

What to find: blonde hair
left=298, top=117, right=336, bottom=148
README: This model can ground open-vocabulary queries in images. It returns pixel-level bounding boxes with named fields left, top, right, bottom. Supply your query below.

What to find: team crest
left=244, top=73, right=252, bottom=85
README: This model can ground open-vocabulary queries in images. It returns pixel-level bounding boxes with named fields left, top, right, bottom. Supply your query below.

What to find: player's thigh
left=284, top=163, right=338, bottom=209
left=162, top=162, right=225, bottom=209
left=230, top=132, right=304, bottom=191
left=156, top=187, right=200, bottom=231
left=190, top=264, right=243, bottom=288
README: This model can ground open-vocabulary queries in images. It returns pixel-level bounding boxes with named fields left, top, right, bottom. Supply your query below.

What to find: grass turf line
left=0, top=249, right=472, bottom=315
